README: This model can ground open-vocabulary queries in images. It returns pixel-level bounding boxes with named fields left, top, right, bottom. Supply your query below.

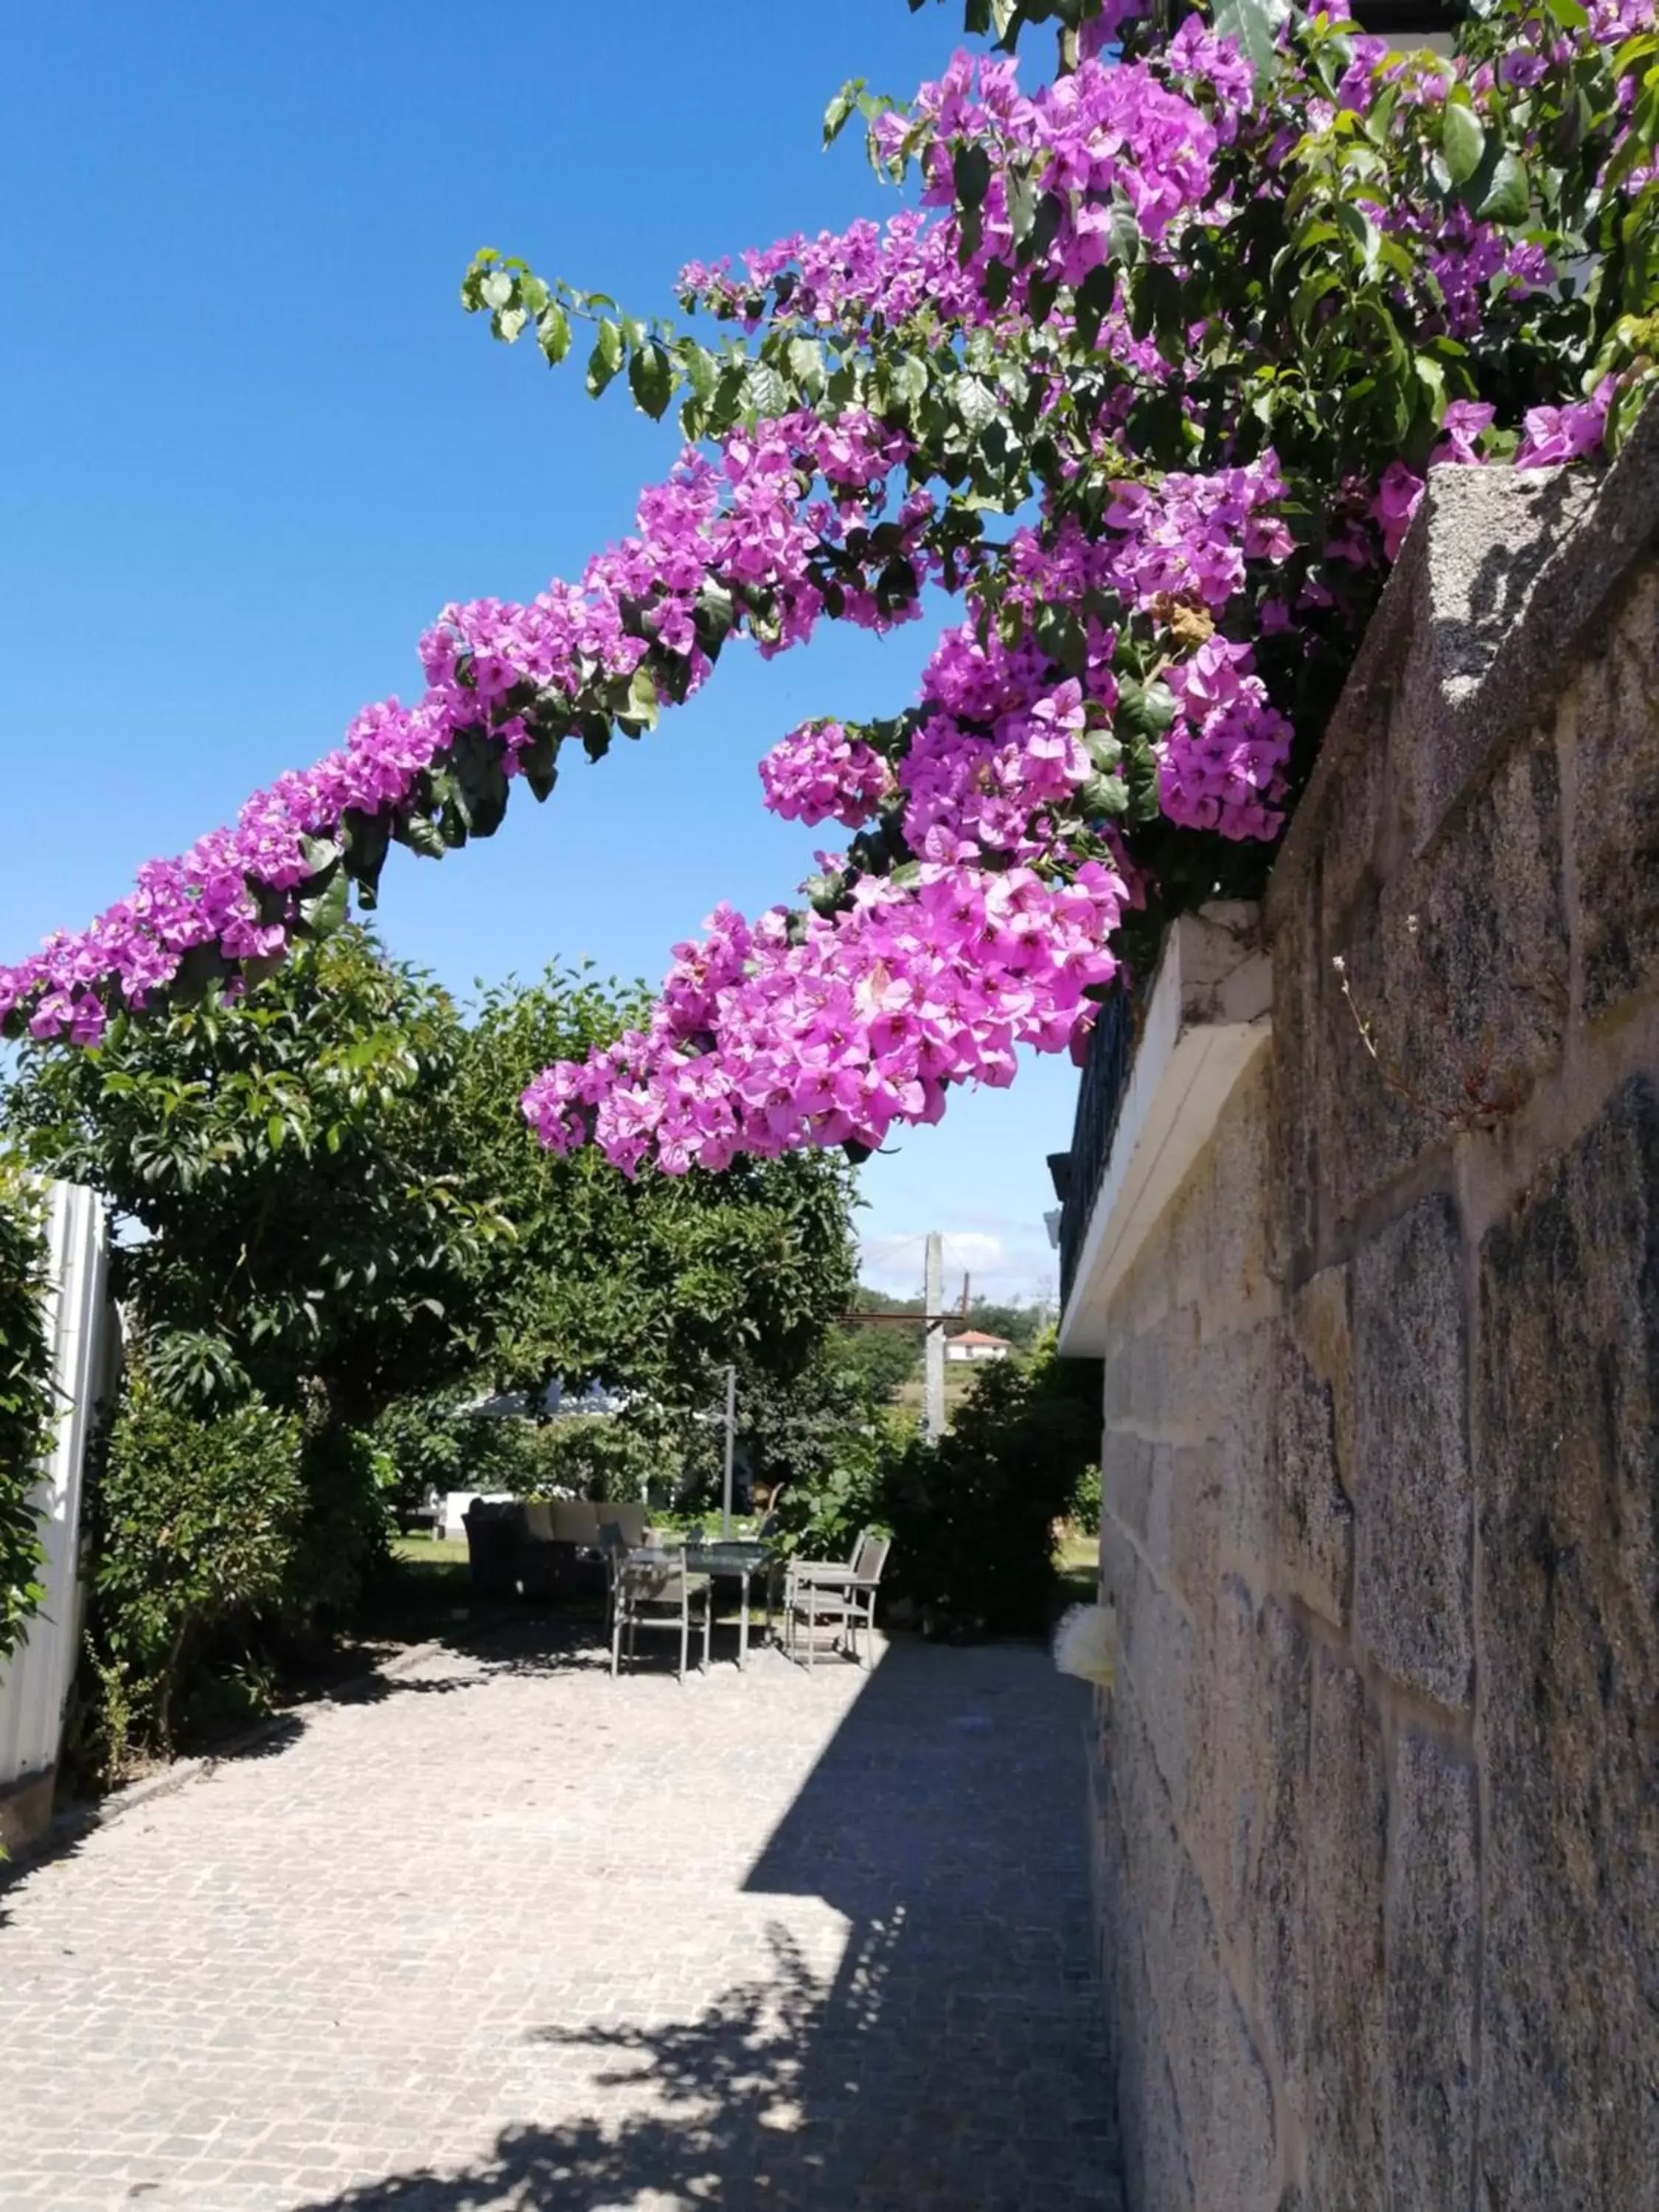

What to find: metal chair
left=784, top=1529, right=892, bottom=1669
left=598, top=1519, right=630, bottom=1639
left=611, top=1545, right=712, bottom=1683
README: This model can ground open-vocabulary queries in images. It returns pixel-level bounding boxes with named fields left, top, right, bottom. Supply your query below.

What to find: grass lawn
left=1056, top=1527, right=1100, bottom=1608
left=392, top=1535, right=469, bottom=1566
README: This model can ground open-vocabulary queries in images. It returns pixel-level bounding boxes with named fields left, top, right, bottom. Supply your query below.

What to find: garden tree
left=3, top=933, right=859, bottom=1534
left=453, top=966, right=859, bottom=1407
left=827, top=1314, right=923, bottom=1402
left=954, top=1301, right=1049, bottom=1350
left=1, top=928, right=502, bottom=1427
left=1, top=0, right=1652, bottom=1206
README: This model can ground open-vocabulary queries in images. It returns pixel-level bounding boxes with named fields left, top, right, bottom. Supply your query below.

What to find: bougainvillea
left=5, top=0, right=1659, bottom=1180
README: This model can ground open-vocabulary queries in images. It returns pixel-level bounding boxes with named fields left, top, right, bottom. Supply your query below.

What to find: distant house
left=945, top=1329, right=1012, bottom=1364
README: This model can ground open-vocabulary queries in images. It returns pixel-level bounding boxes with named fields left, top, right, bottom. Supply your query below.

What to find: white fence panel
left=0, top=1180, right=113, bottom=1832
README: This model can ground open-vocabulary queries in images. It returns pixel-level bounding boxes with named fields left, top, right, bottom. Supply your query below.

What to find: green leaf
left=628, top=339, right=675, bottom=420
left=396, top=814, right=448, bottom=860
left=619, top=665, right=659, bottom=734
left=296, top=866, right=349, bottom=939
left=1441, top=102, right=1486, bottom=188
left=785, top=335, right=826, bottom=394
left=1209, top=0, right=1291, bottom=84
left=1476, top=152, right=1531, bottom=227
left=585, top=319, right=625, bottom=398
left=1116, top=678, right=1179, bottom=741
left=955, top=375, right=1001, bottom=435
left=1074, top=264, right=1118, bottom=353
left=1006, top=170, right=1039, bottom=248
left=493, top=305, right=529, bottom=344
left=823, top=79, right=861, bottom=147
left=745, top=361, right=789, bottom=417
left=537, top=302, right=571, bottom=365
left=479, top=270, right=514, bottom=311
left=953, top=142, right=992, bottom=212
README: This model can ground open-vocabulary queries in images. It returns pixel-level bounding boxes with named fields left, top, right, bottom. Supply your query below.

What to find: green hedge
left=0, top=1160, right=52, bottom=1663
left=88, top=1371, right=305, bottom=1761
left=880, top=1334, right=1103, bottom=1637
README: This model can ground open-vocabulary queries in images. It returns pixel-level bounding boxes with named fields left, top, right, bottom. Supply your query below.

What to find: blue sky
left=0, top=1, right=1079, bottom=1305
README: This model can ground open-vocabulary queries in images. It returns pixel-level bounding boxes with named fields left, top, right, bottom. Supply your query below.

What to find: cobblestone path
left=0, top=1630, right=1121, bottom=2211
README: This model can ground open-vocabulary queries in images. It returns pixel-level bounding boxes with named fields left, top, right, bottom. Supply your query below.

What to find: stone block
left=1352, top=1194, right=1474, bottom=1708
left=1104, top=1347, right=1132, bottom=1423
left=1102, top=1427, right=1153, bottom=1544
left=1250, top=1599, right=1312, bottom=2118
left=1202, top=1315, right=1276, bottom=1573
left=1305, top=1648, right=1387, bottom=2212
left=1385, top=1733, right=1476, bottom=2208
left=1144, top=1442, right=1177, bottom=1576
left=1269, top=916, right=1323, bottom=1280
left=1113, top=1903, right=1196, bottom=2212
left=1408, top=459, right=1598, bottom=838
left=1099, top=1516, right=1138, bottom=1625
left=1113, top=1668, right=1184, bottom=1968
left=1475, top=1076, right=1659, bottom=2209
left=1316, top=869, right=1433, bottom=1229
left=1190, top=1977, right=1279, bottom=2212
left=1571, top=565, right=1659, bottom=1017
left=1186, top=1057, right=1274, bottom=1318
left=1410, top=719, right=1568, bottom=1098
left=1273, top=1315, right=1354, bottom=1627
left=1163, top=1851, right=1278, bottom=2212
left=1124, top=1562, right=1194, bottom=1819
left=1165, top=1443, right=1223, bottom=1607
left=1183, top=1573, right=1259, bottom=1954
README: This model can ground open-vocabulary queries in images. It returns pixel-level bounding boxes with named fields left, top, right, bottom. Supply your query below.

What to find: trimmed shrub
left=89, top=1374, right=304, bottom=1761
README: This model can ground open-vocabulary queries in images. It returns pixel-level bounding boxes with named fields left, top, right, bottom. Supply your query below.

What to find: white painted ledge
left=1057, top=904, right=1271, bottom=1357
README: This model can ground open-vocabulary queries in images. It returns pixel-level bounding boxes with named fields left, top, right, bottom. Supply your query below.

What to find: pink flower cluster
left=758, top=721, right=894, bottom=828
left=543, top=447, right=1305, bottom=1173
left=1159, top=639, right=1291, bottom=840
left=521, top=860, right=1124, bottom=1175
left=684, top=44, right=1234, bottom=343
left=0, top=410, right=920, bottom=1046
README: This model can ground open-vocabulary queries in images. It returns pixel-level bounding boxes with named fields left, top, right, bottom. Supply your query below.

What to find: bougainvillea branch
left=4, top=0, right=1658, bottom=1183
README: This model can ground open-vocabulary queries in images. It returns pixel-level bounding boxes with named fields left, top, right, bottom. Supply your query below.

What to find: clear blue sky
left=0, top=1, right=1079, bottom=1304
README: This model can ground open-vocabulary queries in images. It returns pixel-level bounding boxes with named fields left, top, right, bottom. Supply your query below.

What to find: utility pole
left=959, top=1271, right=971, bottom=1318
left=924, top=1232, right=945, bottom=1444
left=721, top=1363, right=737, bottom=1539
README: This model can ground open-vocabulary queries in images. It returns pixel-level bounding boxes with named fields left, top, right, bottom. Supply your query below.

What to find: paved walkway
left=0, top=1629, right=1121, bottom=2212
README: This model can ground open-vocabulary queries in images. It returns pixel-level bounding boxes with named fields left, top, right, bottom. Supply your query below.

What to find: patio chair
left=611, top=1545, right=712, bottom=1683
left=598, top=1520, right=630, bottom=1638
left=783, top=1529, right=892, bottom=1669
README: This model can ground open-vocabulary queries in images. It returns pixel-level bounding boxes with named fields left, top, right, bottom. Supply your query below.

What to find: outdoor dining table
left=626, top=1539, right=771, bottom=1669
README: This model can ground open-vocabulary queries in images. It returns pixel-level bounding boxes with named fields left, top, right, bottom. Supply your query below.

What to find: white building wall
left=0, top=1181, right=114, bottom=1835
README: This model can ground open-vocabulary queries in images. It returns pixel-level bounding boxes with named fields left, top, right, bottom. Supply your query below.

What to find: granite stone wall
left=1089, top=412, right=1659, bottom=2211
